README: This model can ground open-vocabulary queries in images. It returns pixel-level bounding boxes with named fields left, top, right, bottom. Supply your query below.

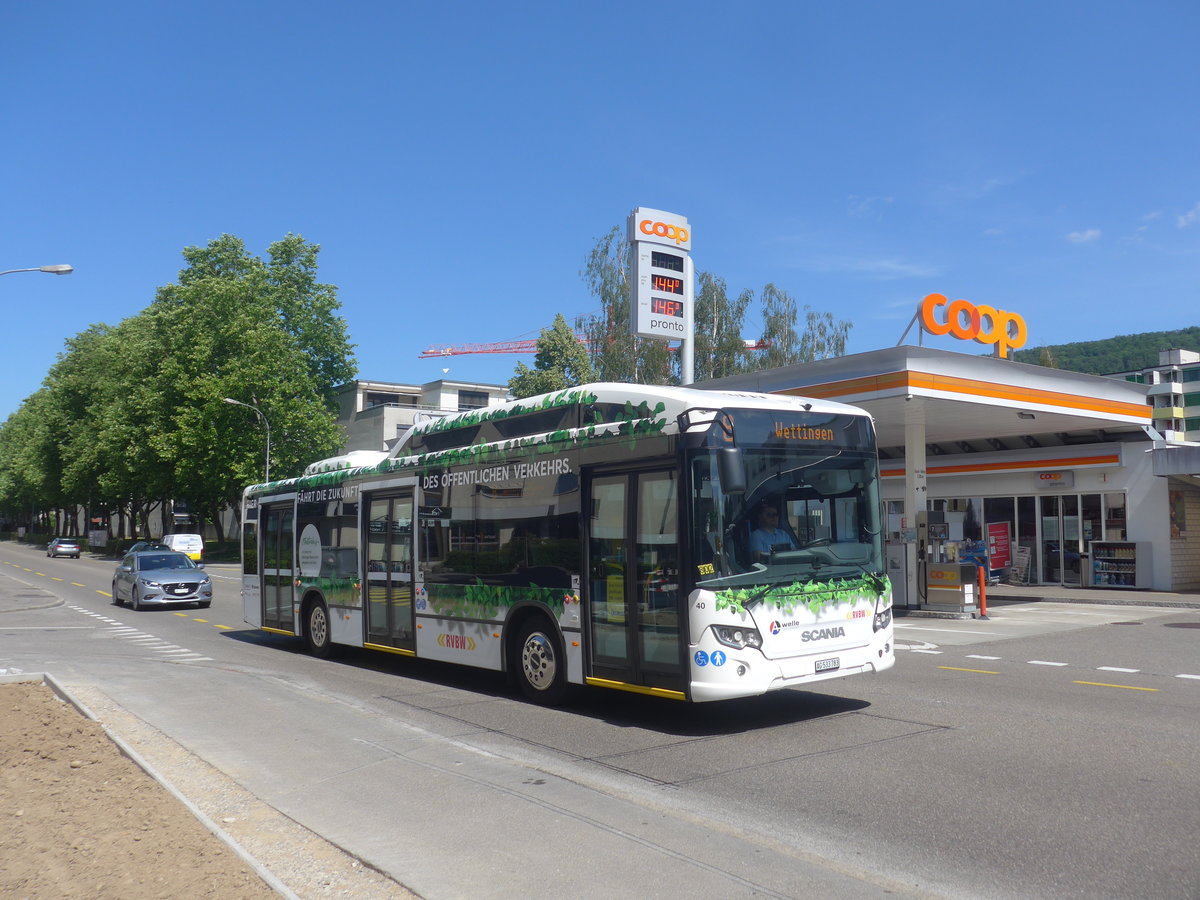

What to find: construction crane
left=419, top=337, right=769, bottom=358
left=418, top=338, right=586, bottom=358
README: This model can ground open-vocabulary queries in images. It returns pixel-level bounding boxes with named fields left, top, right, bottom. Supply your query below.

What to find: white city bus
left=237, top=383, right=894, bottom=703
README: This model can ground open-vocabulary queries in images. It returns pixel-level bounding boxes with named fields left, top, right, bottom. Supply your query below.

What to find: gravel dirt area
left=0, top=680, right=417, bottom=899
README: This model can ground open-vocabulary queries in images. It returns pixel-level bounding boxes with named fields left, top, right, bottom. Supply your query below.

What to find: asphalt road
left=2, top=542, right=1198, bottom=899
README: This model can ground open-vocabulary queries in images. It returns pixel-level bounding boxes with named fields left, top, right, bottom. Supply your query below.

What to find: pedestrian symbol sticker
left=710, top=650, right=727, bottom=667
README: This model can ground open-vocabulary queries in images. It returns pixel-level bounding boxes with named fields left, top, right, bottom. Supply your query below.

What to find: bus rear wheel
left=516, top=618, right=567, bottom=705
left=304, top=599, right=333, bottom=658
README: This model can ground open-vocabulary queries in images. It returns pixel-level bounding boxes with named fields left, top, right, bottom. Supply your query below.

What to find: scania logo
left=639, top=219, right=690, bottom=245
left=801, top=626, right=846, bottom=642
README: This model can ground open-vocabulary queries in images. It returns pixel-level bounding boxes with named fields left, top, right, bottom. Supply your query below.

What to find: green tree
left=509, top=314, right=595, bottom=399
left=749, top=283, right=851, bottom=370
left=575, top=227, right=852, bottom=386
left=0, top=233, right=356, bottom=541
left=576, top=226, right=673, bottom=384
left=686, top=273, right=753, bottom=382
left=149, top=236, right=352, bottom=533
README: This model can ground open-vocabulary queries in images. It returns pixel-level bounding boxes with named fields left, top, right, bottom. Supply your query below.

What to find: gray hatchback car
left=46, top=537, right=82, bottom=558
left=111, top=550, right=213, bottom=610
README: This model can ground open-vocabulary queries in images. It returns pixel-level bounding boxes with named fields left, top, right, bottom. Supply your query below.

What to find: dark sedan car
left=111, top=551, right=213, bottom=610
left=46, top=537, right=82, bottom=559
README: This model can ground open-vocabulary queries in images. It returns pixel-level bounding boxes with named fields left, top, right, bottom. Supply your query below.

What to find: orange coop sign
left=919, top=293, right=1028, bottom=359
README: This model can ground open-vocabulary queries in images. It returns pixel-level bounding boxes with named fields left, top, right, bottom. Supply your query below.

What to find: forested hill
left=1011, top=326, right=1200, bottom=374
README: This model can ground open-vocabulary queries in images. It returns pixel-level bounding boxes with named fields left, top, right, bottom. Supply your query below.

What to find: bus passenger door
left=261, top=503, right=294, bottom=632
left=585, top=469, right=685, bottom=695
left=363, top=490, right=415, bottom=652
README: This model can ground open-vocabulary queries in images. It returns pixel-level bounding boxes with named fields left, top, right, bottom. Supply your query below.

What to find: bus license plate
left=815, top=657, right=840, bottom=673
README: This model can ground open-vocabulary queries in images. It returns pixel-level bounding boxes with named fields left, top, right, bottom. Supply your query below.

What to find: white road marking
left=967, top=655, right=1002, bottom=660
left=1029, top=660, right=1069, bottom=667
left=1098, top=666, right=1139, bottom=673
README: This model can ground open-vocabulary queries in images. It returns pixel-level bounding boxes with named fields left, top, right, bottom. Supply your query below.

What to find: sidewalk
left=982, top=581, right=1200, bottom=609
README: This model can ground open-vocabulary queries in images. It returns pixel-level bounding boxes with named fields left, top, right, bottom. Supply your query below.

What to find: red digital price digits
left=651, top=274, right=683, bottom=295
left=651, top=298, right=683, bottom=318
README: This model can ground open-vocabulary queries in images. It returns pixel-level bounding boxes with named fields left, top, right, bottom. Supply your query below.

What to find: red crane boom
left=419, top=338, right=768, bottom=358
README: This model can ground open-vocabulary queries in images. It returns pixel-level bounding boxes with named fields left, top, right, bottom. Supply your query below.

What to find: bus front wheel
left=304, top=599, right=333, bottom=658
left=516, top=618, right=567, bottom=705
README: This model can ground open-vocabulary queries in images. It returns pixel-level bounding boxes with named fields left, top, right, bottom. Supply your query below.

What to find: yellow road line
left=938, top=666, right=1001, bottom=675
left=1073, top=680, right=1158, bottom=692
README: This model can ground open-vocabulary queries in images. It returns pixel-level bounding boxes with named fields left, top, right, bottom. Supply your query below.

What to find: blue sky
left=3, top=1, right=1198, bottom=420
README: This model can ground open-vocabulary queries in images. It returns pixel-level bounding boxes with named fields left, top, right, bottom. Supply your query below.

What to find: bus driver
left=749, top=501, right=797, bottom=561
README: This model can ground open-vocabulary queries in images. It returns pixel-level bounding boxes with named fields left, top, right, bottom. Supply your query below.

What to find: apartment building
left=1110, top=348, right=1200, bottom=442
left=334, top=378, right=510, bottom=453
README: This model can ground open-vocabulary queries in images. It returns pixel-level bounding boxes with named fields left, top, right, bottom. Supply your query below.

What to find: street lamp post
left=0, top=264, right=74, bottom=277
left=223, top=398, right=272, bottom=483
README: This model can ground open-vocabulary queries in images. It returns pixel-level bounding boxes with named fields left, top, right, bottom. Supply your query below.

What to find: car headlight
left=712, top=625, right=763, bottom=650
left=141, top=579, right=162, bottom=589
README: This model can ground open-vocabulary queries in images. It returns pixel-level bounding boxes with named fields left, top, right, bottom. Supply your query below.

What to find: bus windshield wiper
left=744, top=561, right=828, bottom=607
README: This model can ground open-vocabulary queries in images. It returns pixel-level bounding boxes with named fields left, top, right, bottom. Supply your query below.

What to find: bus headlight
left=873, top=607, right=892, bottom=632
left=712, top=625, right=762, bottom=650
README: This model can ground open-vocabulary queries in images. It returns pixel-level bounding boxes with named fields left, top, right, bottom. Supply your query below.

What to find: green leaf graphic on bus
left=427, top=580, right=570, bottom=620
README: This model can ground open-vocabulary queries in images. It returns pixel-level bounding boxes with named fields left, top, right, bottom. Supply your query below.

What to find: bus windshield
left=687, top=412, right=884, bottom=600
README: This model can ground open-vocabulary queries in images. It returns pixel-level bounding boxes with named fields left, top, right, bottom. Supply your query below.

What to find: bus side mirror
left=717, top=447, right=746, bottom=494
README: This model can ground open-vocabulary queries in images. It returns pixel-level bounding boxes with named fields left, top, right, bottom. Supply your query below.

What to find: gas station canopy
left=704, top=345, right=1152, bottom=455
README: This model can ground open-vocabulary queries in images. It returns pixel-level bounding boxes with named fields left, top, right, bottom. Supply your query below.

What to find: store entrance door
left=1040, top=494, right=1082, bottom=586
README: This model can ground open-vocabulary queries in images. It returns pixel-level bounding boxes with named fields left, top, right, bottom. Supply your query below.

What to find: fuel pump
left=917, top=510, right=978, bottom=613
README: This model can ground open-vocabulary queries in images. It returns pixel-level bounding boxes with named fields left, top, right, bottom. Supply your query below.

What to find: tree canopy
left=570, top=226, right=852, bottom=385
left=508, top=314, right=596, bottom=399
left=1013, top=326, right=1200, bottom=374
left=0, top=234, right=356, bottom=539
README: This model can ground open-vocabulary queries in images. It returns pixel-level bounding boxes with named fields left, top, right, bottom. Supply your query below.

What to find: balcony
left=1151, top=406, right=1183, bottom=422
left=1147, top=381, right=1182, bottom=398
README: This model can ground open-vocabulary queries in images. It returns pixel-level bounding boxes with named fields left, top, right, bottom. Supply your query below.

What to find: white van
left=162, top=533, right=204, bottom=562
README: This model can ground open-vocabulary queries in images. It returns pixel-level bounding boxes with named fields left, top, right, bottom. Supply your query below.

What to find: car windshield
left=137, top=553, right=196, bottom=571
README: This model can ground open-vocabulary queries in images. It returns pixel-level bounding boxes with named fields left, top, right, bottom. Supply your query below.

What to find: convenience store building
left=704, top=341, right=1200, bottom=604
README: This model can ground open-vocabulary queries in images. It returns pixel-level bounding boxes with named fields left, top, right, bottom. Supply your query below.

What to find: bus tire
left=304, top=598, right=333, bottom=658
left=515, top=617, right=567, bottom=705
